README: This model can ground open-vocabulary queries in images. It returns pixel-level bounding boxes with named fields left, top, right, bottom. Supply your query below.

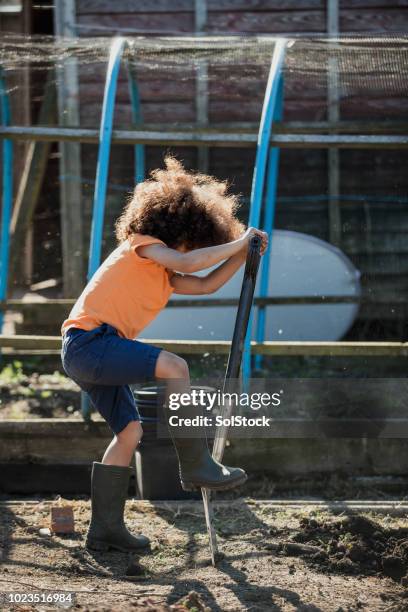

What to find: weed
left=0, top=360, right=26, bottom=384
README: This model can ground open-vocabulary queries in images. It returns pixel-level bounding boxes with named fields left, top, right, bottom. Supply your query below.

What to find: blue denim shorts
left=60, top=322, right=163, bottom=435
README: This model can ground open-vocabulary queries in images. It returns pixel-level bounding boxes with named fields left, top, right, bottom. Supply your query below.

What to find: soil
left=0, top=368, right=81, bottom=420
left=2, top=363, right=408, bottom=610
left=1, top=498, right=408, bottom=611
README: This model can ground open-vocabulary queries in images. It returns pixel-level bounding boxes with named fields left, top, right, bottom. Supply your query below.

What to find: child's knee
left=117, top=420, right=143, bottom=448
left=154, top=350, right=189, bottom=379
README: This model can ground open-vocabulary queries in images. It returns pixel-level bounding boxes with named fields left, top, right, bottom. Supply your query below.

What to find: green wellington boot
left=85, top=462, right=150, bottom=552
left=162, top=402, right=248, bottom=492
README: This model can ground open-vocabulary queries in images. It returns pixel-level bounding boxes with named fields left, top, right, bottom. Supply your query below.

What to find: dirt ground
left=0, top=365, right=82, bottom=420
left=2, top=363, right=408, bottom=610
left=1, top=498, right=408, bottom=611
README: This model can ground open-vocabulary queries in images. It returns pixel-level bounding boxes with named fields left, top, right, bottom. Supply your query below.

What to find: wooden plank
left=1, top=335, right=408, bottom=356
left=357, top=302, right=408, bottom=320
left=342, top=233, right=408, bottom=255
left=77, top=0, right=195, bottom=12
left=327, top=0, right=341, bottom=248
left=252, top=342, right=408, bottom=356
left=280, top=197, right=408, bottom=213
left=8, top=420, right=408, bottom=443
left=5, top=292, right=408, bottom=320
left=0, top=419, right=111, bottom=463
left=4, top=432, right=408, bottom=496
left=78, top=76, right=197, bottom=104
left=79, top=115, right=408, bottom=139
left=206, top=10, right=325, bottom=32
left=3, top=418, right=408, bottom=469
left=76, top=71, right=405, bottom=110
left=54, top=0, right=84, bottom=297
left=14, top=293, right=407, bottom=330
left=1, top=126, right=407, bottom=148
left=76, top=73, right=342, bottom=105
left=224, top=419, right=408, bottom=439
left=344, top=216, right=408, bottom=235
left=77, top=1, right=325, bottom=14
left=216, top=99, right=406, bottom=123
left=279, top=122, right=408, bottom=134
left=2, top=121, right=407, bottom=139
left=351, top=253, right=408, bottom=275
left=80, top=101, right=197, bottom=125
left=0, top=464, right=94, bottom=494
left=340, top=8, right=408, bottom=32
left=9, top=75, right=57, bottom=287
left=76, top=11, right=326, bottom=35
left=343, top=1, right=408, bottom=6
left=341, top=100, right=408, bottom=120
left=77, top=13, right=195, bottom=35
left=339, top=162, right=408, bottom=192
left=195, top=0, right=209, bottom=173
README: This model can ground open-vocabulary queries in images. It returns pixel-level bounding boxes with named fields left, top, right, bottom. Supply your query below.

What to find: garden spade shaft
left=201, top=234, right=262, bottom=565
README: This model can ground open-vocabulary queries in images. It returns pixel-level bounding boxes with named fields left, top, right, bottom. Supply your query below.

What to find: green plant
left=0, top=360, right=26, bottom=384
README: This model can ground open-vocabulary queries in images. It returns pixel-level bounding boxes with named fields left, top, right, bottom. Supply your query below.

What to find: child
left=60, top=155, right=267, bottom=552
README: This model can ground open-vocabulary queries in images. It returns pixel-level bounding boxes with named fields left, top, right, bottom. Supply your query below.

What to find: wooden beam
left=0, top=126, right=407, bottom=148
left=54, top=0, right=84, bottom=297
left=1, top=335, right=408, bottom=356
left=195, top=0, right=209, bottom=173
left=2, top=419, right=408, bottom=459
left=9, top=75, right=57, bottom=287
left=2, top=293, right=406, bottom=323
left=0, top=294, right=371, bottom=312
left=327, top=0, right=342, bottom=247
left=2, top=120, right=405, bottom=135
left=76, top=1, right=324, bottom=14
left=276, top=121, right=408, bottom=134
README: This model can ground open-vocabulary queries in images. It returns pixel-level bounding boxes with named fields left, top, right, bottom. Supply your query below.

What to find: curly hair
left=114, top=155, right=246, bottom=250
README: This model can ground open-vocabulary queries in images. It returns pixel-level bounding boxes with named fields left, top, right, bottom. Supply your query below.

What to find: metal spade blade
left=201, top=235, right=262, bottom=565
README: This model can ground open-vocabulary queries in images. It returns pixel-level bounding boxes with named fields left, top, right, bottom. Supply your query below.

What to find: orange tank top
left=60, top=233, right=174, bottom=340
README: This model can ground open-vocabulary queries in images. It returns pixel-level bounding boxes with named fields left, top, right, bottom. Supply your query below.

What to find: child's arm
left=136, top=227, right=267, bottom=274
left=169, top=232, right=268, bottom=295
left=170, top=251, right=247, bottom=295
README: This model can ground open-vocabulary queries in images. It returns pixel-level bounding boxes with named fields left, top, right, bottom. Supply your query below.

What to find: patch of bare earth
left=1, top=499, right=408, bottom=611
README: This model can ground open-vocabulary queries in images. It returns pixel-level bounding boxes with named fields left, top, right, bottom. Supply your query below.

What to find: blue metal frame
left=0, top=69, right=13, bottom=337
left=87, top=38, right=146, bottom=282
left=82, top=38, right=145, bottom=419
left=254, top=76, right=284, bottom=371
left=242, top=38, right=287, bottom=390
left=88, top=38, right=125, bottom=280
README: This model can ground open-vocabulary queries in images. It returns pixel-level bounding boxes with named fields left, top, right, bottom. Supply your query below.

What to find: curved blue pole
left=84, top=38, right=135, bottom=420
left=87, top=37, right=128, bottom=281
left=254, top=76, right=284, bottom=371
left=83, top=38, right=146, bottom=420
left=242, top=38, right=286, bottom=391
left=0, top=69, right=13, bottom=336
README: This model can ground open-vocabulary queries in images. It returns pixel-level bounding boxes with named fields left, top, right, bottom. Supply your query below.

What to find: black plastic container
left=133, top=384, right=215, bottom=500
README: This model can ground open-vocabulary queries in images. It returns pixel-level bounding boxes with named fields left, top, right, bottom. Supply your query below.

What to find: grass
left=0, top=360, right=26, bottom=384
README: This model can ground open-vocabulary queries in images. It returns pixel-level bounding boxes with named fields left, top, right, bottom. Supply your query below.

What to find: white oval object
left=138, top=230, right=361, bottom=342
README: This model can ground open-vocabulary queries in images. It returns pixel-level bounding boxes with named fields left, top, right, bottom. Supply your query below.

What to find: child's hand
left=240, top=227, right=268, bottom=256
